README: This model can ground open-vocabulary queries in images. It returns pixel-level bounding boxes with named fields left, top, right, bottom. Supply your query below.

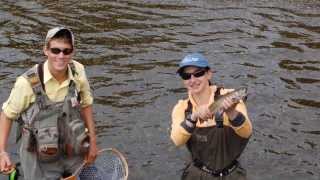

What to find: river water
left=0, top=1, right=319, bottom=180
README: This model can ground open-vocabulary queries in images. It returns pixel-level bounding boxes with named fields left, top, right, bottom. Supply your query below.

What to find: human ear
left=43, top=46, right=49, bottom=56
left=206, top=70, right=213, bottom=79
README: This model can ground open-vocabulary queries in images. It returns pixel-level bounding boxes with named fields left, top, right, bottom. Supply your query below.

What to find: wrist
left=181, top=119, right=196, bottom=134
left=0, top=151, right=8, bottom=156
left=89, top=135, right=97, bottom=143
left=226, top=109, right=238, bottom=120
left=229, top=113, right=246, bottom=127
left=85, top=128, right=97, bottom=142
left=189, top=113, right=197, bottom=123
left=0, top=148, right=6, bottom=153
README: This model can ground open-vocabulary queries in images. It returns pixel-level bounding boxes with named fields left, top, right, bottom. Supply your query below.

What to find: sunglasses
left=50, top=48, right=73, bottom=55
left=180, top=69, right=207, bottom=80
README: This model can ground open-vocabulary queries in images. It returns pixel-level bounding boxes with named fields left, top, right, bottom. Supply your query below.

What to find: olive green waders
left=181, top=126, right=249, bottom=180
left=17, top=63, right=87, bottom=180
left=181, top=88, right=250, bottom=180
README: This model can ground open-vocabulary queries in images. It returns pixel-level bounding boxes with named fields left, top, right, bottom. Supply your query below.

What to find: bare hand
left=221, top=96, right=239, bottom=120
left=0, top=152, right=12, bottom=174
left=191, top=105, right=213, bottom=123
left=85, top=141, right=98, bottom=164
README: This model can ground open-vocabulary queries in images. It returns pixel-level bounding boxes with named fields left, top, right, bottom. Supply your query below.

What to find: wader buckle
left=193, top=159, right=239, bottom=177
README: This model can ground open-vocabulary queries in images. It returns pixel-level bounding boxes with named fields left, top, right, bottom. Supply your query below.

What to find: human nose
left=57, top=51, right=66, bottom=58
left=186, top=76, right=196, bottom=84
left=189, top=74, right=197, bottom=81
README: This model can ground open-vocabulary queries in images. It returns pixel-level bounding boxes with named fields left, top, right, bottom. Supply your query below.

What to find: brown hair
left=46, top=29, right=73, bottom=49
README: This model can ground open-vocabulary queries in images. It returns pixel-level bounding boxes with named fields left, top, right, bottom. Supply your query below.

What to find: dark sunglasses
left=50, top=48, right=73, bottom=55
left=180, top=69, right=207, bottom=80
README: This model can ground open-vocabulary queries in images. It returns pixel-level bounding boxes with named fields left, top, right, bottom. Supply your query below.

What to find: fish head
left=229, top=87, right=248, bottom=103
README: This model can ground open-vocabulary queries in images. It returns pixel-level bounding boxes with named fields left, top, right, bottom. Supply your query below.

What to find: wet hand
left=191, top=105, right=213, bottom=123
left=221, top=96, right=239, bottom=120
left=0, top=152, right=13, bottom=174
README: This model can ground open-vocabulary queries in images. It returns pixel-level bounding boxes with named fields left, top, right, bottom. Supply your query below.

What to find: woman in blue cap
left=170, top=53, right=252, bottom=180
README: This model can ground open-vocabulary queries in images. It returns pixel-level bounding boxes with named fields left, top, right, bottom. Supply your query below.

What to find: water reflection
left=279, top=59, right=320, bottom=71
left=291, top=99, right=320, bottom=108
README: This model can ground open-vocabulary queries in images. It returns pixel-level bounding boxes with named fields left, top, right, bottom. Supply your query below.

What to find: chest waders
left=182, top=87, right=249, bottom=180
left=16, top=63, right=89, bottom=163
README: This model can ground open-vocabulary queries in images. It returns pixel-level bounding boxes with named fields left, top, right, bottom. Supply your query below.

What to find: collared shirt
left=170, top=86, right=252, bottom=146
left=2, top=60, right=93, bottom=120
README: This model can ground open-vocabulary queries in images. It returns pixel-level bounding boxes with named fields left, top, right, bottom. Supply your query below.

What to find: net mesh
left=78, top=149, right=127, bottom=180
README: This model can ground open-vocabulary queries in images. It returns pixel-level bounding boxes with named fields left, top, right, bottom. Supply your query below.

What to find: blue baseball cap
left=177, top=53, right=210, bottom=74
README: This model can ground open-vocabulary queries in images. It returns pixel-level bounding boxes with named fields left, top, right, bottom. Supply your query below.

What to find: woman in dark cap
left=170, top=53, right=252, bottom=180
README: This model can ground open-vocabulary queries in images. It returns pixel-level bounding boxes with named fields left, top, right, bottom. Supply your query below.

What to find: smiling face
left=44, top=39, right=74, bottom=76
left=181, top=66, right=212, bottom=95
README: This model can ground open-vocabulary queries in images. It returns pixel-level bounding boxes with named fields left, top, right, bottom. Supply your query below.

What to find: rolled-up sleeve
left=170, top=100, right=192, bottom=147
left=2, top=76, right=35, bottom=120
left=73, top=61, right=93, bottom=107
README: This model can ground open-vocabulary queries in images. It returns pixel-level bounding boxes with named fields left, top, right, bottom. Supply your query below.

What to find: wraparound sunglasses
left=50, top=48, right=73, bottom=55
left=179, top=69, right=207, bottom=80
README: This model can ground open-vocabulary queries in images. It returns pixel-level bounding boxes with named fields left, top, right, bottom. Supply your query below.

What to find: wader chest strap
left=37, top=62, right=45, bottom=92
left=23, top=64, right=42, bottom=96
left=214, top=87, right=224, bottom=128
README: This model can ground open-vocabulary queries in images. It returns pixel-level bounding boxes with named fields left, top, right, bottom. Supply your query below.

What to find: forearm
left=170, top=116, right=192, bottom=146
left=226, top=102, right=252, bottom=138
left=0, top=112, right=13, bottom=152
left=228, top=108, right=252, bottom=138
left=170, top=127, right=191, bottom=147
left=232, top=116, right=252, bottom=138
left=80, top=105, right=96, bottom=143
left=170, top=101, right=193, bottom=146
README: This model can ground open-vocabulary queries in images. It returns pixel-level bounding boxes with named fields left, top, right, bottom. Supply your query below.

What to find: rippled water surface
left=0, top=1, right=320, bottom=180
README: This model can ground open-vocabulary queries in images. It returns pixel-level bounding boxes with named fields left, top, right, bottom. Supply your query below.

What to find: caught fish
left=209, top=87, right=248, bottom=115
